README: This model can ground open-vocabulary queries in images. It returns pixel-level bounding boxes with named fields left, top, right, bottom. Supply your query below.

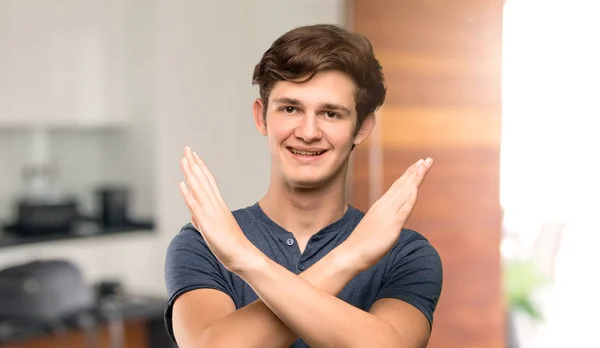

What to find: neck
left=259, top=172, right=349, bottom=239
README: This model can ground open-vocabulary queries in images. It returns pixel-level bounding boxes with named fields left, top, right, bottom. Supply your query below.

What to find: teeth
left=290, top=148, right=324, bottom=156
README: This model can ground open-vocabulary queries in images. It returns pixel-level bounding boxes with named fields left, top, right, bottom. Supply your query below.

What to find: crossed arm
left=172, top=146, right=435, bottom=348
left=172, top=229, right=432, bottom=348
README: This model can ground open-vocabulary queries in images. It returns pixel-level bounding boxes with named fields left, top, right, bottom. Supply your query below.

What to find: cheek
left=323, top=125, right=355, bottom=149
left=266, top=118, right=294, bottom=141
left=265, top=123, right=292, bottom=151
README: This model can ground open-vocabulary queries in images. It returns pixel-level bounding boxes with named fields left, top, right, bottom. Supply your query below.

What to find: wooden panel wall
left=349, top=1, right=505, bottom=347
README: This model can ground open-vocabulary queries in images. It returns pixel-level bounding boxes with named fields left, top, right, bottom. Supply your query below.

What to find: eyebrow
left=272, top=97, right=352, bottom=116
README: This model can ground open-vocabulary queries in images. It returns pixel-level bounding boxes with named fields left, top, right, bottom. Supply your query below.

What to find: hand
left=342, top=158, right=433, bottom=271
left=179, top=146, right=262, bottom=272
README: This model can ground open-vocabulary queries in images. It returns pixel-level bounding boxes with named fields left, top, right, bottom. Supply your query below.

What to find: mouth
left=287, top=147, right=328, bottom=157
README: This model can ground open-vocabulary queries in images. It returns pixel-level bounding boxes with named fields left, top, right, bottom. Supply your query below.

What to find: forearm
left=199, top=247, right=365, bottom=348
left=237, top=252, right=402, bottom=348
left=195, top=299, right=293, bottom=348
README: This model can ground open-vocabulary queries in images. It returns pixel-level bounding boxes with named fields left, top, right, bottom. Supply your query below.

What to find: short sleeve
left=163, top=223, right=236, bottom=342
left=373, top=232, right=443, bottom=326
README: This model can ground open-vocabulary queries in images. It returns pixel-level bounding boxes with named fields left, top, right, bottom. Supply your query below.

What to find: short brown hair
left=252, top=24, right=386, bottom=130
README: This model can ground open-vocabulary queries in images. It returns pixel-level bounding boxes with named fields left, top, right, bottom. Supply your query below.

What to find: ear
left=353, top=113, right=376, bottom=146
left=253, top=98, right=267, bottom=136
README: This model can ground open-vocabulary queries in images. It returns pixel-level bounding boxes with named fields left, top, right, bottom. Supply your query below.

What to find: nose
left=294, top=114, right=322, bottom=142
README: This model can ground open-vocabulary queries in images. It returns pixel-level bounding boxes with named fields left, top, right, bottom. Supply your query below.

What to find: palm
left=347, top=158, right=433, bottom=270
left=178, top=146, right=255, bottom=271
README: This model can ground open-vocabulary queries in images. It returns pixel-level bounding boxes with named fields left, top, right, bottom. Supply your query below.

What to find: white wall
left=0, top=0, right=156, bottom=221
left=0, top=0, right=158, bottom=293
left=151, top=0, right=346, bottom=294
left=0, top=0, right=345, bottom=297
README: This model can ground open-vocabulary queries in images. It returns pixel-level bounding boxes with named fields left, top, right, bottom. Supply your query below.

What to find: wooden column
left=350, top=1, right=505, bottom=347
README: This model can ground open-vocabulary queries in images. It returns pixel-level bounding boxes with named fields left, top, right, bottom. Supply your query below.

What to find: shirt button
left=286, top=238, right=295, bottom=246
left=298, top=265, right=305, bottom=271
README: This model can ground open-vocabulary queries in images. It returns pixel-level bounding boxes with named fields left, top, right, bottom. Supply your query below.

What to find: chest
left=227, top=243, right=387, bottom=312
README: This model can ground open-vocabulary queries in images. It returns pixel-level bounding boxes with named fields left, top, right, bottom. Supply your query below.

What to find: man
left=165, top=24, right=442, bottom=348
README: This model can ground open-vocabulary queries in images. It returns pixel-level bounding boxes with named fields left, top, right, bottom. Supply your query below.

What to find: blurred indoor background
left=0, top=0, right=597, bottom=347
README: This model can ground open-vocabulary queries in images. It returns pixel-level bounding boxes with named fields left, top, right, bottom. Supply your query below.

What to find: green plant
left=503, top=260, right=548, bottom=321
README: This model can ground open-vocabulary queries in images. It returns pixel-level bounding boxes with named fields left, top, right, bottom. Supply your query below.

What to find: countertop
left=0, top=220, right=154, bottom=249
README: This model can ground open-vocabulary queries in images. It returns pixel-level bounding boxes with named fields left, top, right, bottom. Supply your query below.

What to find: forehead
left=269, top=71, right=356, bottom=110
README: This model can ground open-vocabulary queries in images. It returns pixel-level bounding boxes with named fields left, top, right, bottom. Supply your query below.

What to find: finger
left=395, top=157, right=433, bottom=193
left=184, top=146, right=210, bottom=192
left=180, top=182, right=208, bottom=236
left=179, top=181, right=202, bottom=218
left=192, top=150, right=225, bottom=205
left=184, top=146, right=220, bottom=204
left=180, top=156, right=212, bottom=207
left=413, top=157, right=434, bottom=188
left=387, top=158, right=423, bottom=192
left=392, top=158, right=433, bottom=216
left=390, top=178, right=417, bottom=207
left=396, top=186, right=419, bottom=223
left=389, top=158, right=432, bottom=203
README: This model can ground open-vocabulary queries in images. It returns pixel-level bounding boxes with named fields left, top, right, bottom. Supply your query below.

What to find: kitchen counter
left=0, top=220, right=154, bottom=249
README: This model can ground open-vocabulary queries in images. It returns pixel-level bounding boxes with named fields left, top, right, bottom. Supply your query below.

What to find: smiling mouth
left=288, top=147, right=327, bottom=157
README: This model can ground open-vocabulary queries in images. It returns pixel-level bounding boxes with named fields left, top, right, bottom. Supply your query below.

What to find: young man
left=165, top=24, right=442, bottom=348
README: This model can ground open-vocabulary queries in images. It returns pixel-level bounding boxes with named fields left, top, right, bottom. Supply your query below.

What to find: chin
left=284, top=171, right=338, bottom=190
left=289, top=179, right=325, bottom=190
left=277, top=155, right=350, bottom=190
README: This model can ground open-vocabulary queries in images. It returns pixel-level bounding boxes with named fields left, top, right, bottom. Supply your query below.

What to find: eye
left=324, top=111, right=340, bottom=119
left=282, top=106, right=298, bottom=114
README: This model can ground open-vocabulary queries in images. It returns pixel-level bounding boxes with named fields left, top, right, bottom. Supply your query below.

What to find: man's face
left=253, top=70, right=374, bottom=189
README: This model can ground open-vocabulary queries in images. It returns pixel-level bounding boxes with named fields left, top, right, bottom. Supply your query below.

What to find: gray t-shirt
left=164, top=203, right=443, bottom=348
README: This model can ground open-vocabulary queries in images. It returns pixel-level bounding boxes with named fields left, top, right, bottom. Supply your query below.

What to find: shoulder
left=347, top=206, right=440, bottom=268
left=165, top=223, right=217, bottom=281
left=350, top=207, right=440, bottom=266
left=375, top=229, right=443, bottom=326
left=167, top=223, right=203, bottom=249
left=167, top=205, right=254, bottom=250
left=231, top=205, right=254, bottom=227
left=349, top=207, right=441, bottom=275
left=164, top=222, right=237, bottom=303
left=380, top=228, right=443, bottom=294
left=386, top=228, right=443, bottom=286
left=393, top=228, right=441, bottom=260
left=165, top=222, right=216, bottom=265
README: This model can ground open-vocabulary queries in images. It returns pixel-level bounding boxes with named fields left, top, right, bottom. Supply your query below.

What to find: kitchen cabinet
left=0, top=0, right=131, bottom=129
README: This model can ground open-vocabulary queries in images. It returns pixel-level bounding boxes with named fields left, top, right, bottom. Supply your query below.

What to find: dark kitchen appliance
left=13, top=198, right=80, bottom=236
left=96, top=186, right=130, bottom=229
left=10, top=140, right=81, bottom=236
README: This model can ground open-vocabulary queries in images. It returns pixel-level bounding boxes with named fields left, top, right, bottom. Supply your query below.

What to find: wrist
left=337, top=228, right=383, bottom=272
left=330, top=242, right=370, bottom=275
left=229, top=245, right=270, bottom=276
